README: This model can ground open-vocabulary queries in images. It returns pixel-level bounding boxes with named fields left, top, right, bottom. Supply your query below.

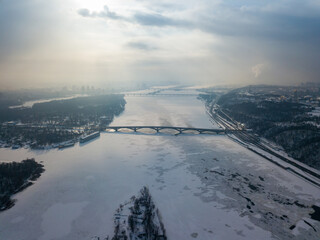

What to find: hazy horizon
left=1, top=0, right=320, bottom=90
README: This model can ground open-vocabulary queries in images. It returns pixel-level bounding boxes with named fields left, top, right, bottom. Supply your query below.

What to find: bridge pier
left=104, top=126, right=239, bottom=135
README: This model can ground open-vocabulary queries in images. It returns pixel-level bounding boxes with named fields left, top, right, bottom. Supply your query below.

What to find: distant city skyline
left=1, top=0, right=320, bottom=89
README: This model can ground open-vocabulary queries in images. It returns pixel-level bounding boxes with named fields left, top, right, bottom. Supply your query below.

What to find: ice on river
left=0, top=133, right=319, bottom=240
left=111, top=94, right=218, bottom=128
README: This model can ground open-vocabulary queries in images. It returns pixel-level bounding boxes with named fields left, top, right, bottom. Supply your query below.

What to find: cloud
left=251, top=63, right=265, bottom=78
left=77, top=8, right=90, bottom=17
left=127, top=41, right=157, bottom=51
left=195, top=5, right=320, bottom=44
left=2, top=0, right=320, bottom=89
left=133, top=12, right=187, bottom=27
left=77, top=5, right=124, bottom=20
left=77, top=5, right=191, bottom=28
left=77, top=3, right=320, bottom=44
left=98, top=6, right=123, bottom=20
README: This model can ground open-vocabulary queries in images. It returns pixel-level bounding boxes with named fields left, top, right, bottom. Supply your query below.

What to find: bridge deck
left=124, top=93, right=198, bottom=97
left=104, top=126, right=241, bottom=134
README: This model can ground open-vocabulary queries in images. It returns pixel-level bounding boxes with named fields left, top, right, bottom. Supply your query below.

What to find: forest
left=0, top=94, right=126, bottom=123
left=217, top=88, right=320, bottom=169
left=0, top=158, right=44, bottom=211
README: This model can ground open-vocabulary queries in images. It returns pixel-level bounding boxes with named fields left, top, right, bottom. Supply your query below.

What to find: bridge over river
left=124, top=93, right=198, bottom=97
left=104, top=126, right=242, bottom=134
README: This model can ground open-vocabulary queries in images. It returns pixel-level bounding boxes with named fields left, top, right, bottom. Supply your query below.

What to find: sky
left=0, top=0, right=319, bottom=89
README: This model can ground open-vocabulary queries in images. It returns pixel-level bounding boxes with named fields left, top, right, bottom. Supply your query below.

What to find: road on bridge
left=104, top=126, right=242, bottom=134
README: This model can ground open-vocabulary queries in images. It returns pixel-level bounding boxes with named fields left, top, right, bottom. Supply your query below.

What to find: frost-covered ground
left=0, top=92, right=319, bottom=240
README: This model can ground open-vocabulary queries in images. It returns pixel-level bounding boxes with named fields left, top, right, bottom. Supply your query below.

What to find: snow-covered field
left=0, top=92, right=319, bottom=239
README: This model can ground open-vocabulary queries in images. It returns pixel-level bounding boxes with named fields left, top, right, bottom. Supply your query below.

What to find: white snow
left=39, top=202, right=88, bottom=240
left=309, top=107, right=320, bottom=117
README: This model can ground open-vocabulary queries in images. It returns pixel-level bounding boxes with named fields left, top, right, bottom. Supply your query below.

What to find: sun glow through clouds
left=73, top=0, right=106, bottom=11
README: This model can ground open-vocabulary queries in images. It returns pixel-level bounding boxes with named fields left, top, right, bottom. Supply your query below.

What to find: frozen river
left=0, top=90, right=320, bottom=239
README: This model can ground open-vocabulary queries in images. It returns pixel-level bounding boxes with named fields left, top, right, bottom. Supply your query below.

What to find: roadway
left=104, top=126, right=241, bottom=134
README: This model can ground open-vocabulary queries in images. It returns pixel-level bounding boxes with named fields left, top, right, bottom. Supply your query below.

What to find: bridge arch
left=104, top=126, right=237, bottom=135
